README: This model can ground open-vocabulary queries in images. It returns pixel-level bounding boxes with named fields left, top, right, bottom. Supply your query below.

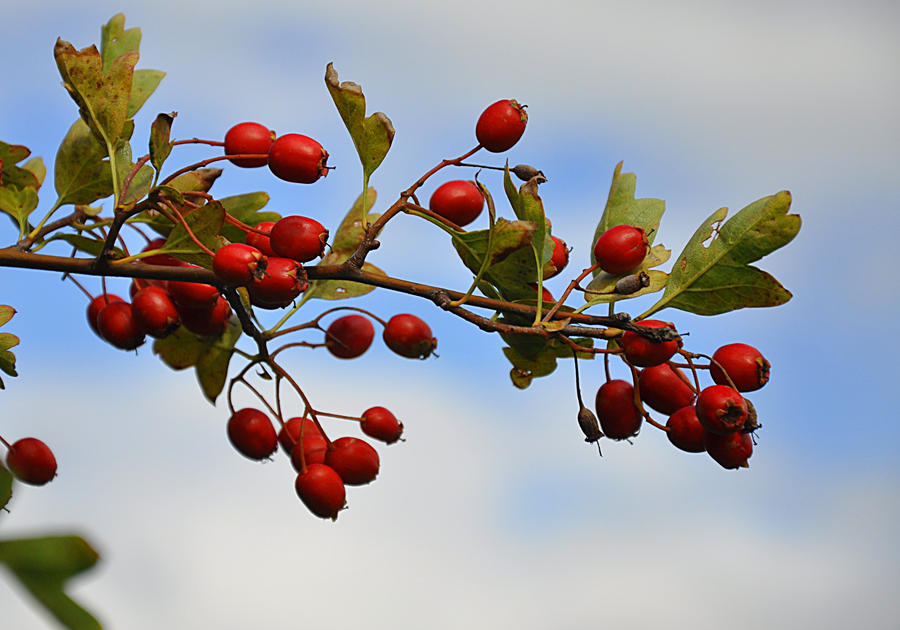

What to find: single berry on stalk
left=269, top=215, right=329, bottom=263
left=428, top=180, right=484, bottom=227
left=325, top=314, right=375, bottom=359
left=224, top=122, right=275, bottom=168
left=360, top=407, right=404, bottom=444
left=695, top=385, right=748, bottom=435
left=475, top=99, right=528, bottom=152
left=295, top=464, right=346, bottom=520
left=383, top=314, right=437, bottom=359
left=710, top=343, right=771, bottom=392
left=593, top=224, right=649, bottom=275
left=6, top=437, right=57, bottom=486
left=268, top=133, right=329, bottom=183
left=213, top=243, right=267, bottom=286
left=324, top=437, right=380, bottom=486
left=595, top=379, right=643, bottom=440
left=227, top=408, right=278, bottom=460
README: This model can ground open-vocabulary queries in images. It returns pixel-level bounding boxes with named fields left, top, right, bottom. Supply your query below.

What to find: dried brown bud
left=578, top=405, right=603, bottom=443
left=511, top=164, right=547, bottom=183
left=614, top=271, right=651, bottom=295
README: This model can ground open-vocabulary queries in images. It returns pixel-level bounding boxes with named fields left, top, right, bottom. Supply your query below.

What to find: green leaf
left=219, top=192, right=279, bottom=244
left=54, top=38, right=137, bottom=150
left=0, top=305, right=16, bottom=327
left=113, top=135, right=153, bottom=206
left=167, top=168, right=221, bottom=194
left=325, top=63, right=394, bottom=179
left=163, top=200, right=225, bottom=268
left=503, top=345, right=558, bottom=389
left=591, top=162, right=666, bottom=273
left=644, top=191, right=801, bottom=317
left=502, top=336, right=593, bottom=389
left=46, top=233, right=123, bottom=259
left=0, top=462, right=11, bottom=510
left=127, top=69, right=165, bottom=118
left=0, top=185, right=38, bottom=234
left=22, top=157, right=47, bottom=188
left=0, top=535, right=102, bottom=629
left=149, top=112, right=175, bottom=175
left=153, top=326, right=207, bottom=370
left=0, top=141, right=40, bottom=190
left=330, top=188, right=380, bottom=254
left=54, top=119, right=114, bottom=207
left=100, top=13, right=140, bottom=70
left=196, top=317, right=242, bottom=404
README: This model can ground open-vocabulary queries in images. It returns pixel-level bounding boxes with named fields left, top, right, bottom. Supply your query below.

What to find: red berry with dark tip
left=268, top=134, right=329, bottom=184
left=131, top=286, right=180, bottom=338
left=224, top=122, right=275, bottom=168
left=325, top=437, right=380, bottom=486
left=595, top=379, right=643, bottom=440
left=179, top=295, right=232, bottom=337
left=87, top=293, right=124, bottom=336
left=6, top=437, right=57, bottom=486
left=270, top=215, right=329, bottom=263
left=213, top=243, right=267, bottom=286
left=621, top=320, right=681, bottom=367
left=543, top=235, right=569, bottom=279
left=710, top=343, right=771, bottom=392
left=227, top=408, right=278, bottom=460
left=428, top=180, right=484, bottom=227
left=246, top=221, right=277, bottom=257
left=360, top=406, right=404, bottom=444
left=383, top=314, right=437, bottom=359
left=247, top=257, right=307, bottom=309
left=637, top=363, right=696, bottom=415
left=475, top=99, right=528, bottom=153
left=695, top=385, right=748, bottom=435
left=96, top=301, right=145, bottom=350
left=704, top=430, right=753, bottom=469
left=325, top=314, right=375, bottom=359
left=290, top=433, right=329, bottom=471
left=593, top=225, right=649, bottom=275
left=666, top=406, right=706, bottom=453
left=295, top=464, right=345, bottom=520
left=278, top=417, right=323, bottom=454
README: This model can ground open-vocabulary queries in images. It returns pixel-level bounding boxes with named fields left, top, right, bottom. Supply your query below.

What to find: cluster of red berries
left=3, top=437, right=57, bottom=486
left=324, top=312, right=437, bottom=360
left=226, top=406, right=403, bottom=519
left=224, top=122, right=330, bottom=184
left=587, top=223, right=770, bottom=469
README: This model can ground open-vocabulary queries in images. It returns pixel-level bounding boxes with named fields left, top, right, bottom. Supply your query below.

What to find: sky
left=1, top=0, right=899, bottom=628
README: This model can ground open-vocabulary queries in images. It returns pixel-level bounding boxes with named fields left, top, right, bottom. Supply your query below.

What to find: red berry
left=129, top=278, right=164, bottom=300
left=269, top=215, right=329, bottom=263
left=666, top=406, right=706, bottom=453
left=543, top=236, right=569, bottom=279
left=96, top=301, right=145, bottom=350
left=247, top=257, right=307, bottom=309
left=475, top=99, right=528, bottom=153
left=290, top=433, right=329, bottom=471
left=325, top=437, right=380, bottom=486
left=295, top=464, right=345, bottom=520
left=224, top=122, right=275, bottom=168
left=710, top=343, right=771, bottom=392
left=383, top=314, right=437, bottom=359
left=428, top=180, right=484, bottom=227
left=695, top=385, right=748, bottom=435
left=637, top=363, right=696, bottom=415
left=167, top=272, right=220, bottom=310
left=360, top=406, right=404, bottom=444
left=325, top=314, right=375, bottom=359
left=6, top=437, right=57, bottom=486
left=593, top=225, right=649, bottom=275
left=140, top=238, right=182, bottom=267
left=227, top=408, right=278, bottom=460
left=595, top=379, right=642, bottom=440
left=246, top=221, right=277, bottom=257
left=704, top=430, right=753, bottom=469
left=131, top=286, right=180, bottom=338
left=267, top=133, right=329, bottom=184
left=213, top=243, right=267, bottom=286
left=278, top=416, right=324, bottom=454
left=179, top=295, right=232, bottom=337
left=620, top=320, right=681, bottom=367
left=87, top=293, right=124, bottom=336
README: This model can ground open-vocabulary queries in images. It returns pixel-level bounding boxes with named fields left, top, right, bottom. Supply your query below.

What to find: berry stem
left=170, top=138, right=225, bottom=147
left=157, top=199, right=216, bottom=258
left=159, top=154, right=265, bottom=186
left=628, top=364, right=668, bottom=432
left=0, top=434, right=10, bottom=449
left=309, top=410, right=364, bottom=423
left=543, top=263, right=601, bottom=323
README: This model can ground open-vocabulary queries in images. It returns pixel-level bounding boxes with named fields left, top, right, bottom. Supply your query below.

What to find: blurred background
left=1, top=0, right=898, bottom=627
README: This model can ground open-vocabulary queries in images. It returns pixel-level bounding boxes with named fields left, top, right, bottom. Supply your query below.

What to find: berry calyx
left=593, top=224, right=649, bottom=275
left=428, top=180, right=484, bottom=227
left=710, top=343, right=771, bottom=392
left=620, top=320, right=681, bottom=368
left=224, top=122, right=275, bottom=168
left=295, top=464, right=345, bottom=520
left=131, top=286, right=180, bottom=339
left=245, top=221, right=277, bottom=257
left=6, top=437, right=57, bottom=485
left=267, top=133, right=329, bottom=184
left=360, top=406, right=404, bottom=444
left=637, top=363, right=695, bottom=415
left=96, top=301, right=146, bottom=350
left=213, top=243, right=267, bottom=286
left=247, top=257, right=307, bottom=309
left=704, top=430, right=753, bottom=469
left=325, top=314, right=375, bottom=359
left=226, top=408, right=278, bottom=460
left=382, top=314, right=437, bottom=359
left=543, top=235, right=570, bottom=279
left=475, top=99, right=528, bottom=153
left=324, top=437, right=380, bottom=486
left=594, top=379, right=643, bottom=440
left=666, top=406, right=706, bottom=453
left=269, top=215, right=329, bottom=263
left=695, top=385, right=748, bottom=435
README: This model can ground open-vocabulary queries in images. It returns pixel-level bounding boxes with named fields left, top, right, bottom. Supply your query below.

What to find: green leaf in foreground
left=0, top=535, right=102, bottom=629
left=643, top=191, right=801, bottom=317
left=325, top=63, right=394, bottom=179
left=0, top=462, right=12, bottom=510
